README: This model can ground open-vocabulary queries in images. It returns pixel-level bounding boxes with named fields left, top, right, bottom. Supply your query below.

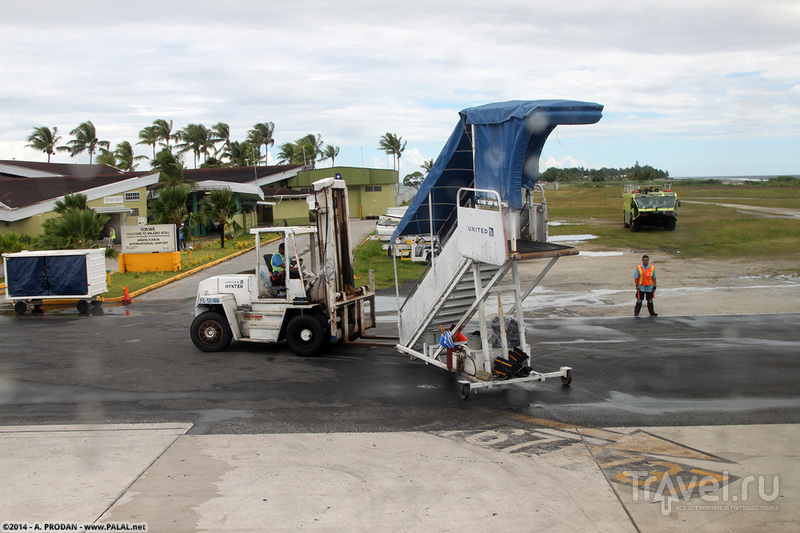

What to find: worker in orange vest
left=634, top=254, right=657, bottom=317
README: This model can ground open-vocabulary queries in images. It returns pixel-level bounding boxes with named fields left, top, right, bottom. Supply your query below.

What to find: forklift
left=190, top=177, right=376, bottom=356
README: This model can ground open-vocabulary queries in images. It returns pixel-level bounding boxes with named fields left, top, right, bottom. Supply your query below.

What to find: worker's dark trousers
left=634, top=290, right=656, bottom=316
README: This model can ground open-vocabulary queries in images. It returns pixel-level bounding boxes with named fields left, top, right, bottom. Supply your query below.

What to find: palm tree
left=378, top=132, right=406, bottom=171
left=322, top=144, right=340, bottom=167
left=58, top=121, right=109, bottom=164
left=199, top=189, right=241, bottom=248
left=175, top=123, right=214, bottom=168
left=151, top=149, right=193, bottom=189
left=95, top=149, right=117, bottom=167
left=422, top=158, right=434, bottom=174
left=226, top=140, right=258, bottom=167
left=26, top=126, right=62, bottom=162
left=148, top=184, right=191, bottom=250
left=247, top=122, right=275, bottom=165
left=153, top=119, right=175, bottom=152
left=53, top=193, right=89, bottom=214
left=137, top=125, right=160, bottom=159
left=211, top=122, right=232, bottom=160
left=111, top=141, right=147, bottom=171
left=39, top=193, right=114, bottom=257
left=0, top=233, right=30, bottom=265
left=277, top=143, right=297, bottom=165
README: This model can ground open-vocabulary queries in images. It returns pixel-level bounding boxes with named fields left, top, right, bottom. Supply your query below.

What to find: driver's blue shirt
left=271, top=253, right=285, bottom=272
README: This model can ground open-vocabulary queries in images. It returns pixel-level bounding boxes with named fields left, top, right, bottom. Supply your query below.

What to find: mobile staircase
left=391, top=100, right=604, bottom=399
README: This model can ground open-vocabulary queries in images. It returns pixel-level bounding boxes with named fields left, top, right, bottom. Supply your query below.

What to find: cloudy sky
left=2, top=0, right=798, bottom=178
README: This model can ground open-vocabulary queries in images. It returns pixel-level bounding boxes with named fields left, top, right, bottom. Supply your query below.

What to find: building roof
left=0, top=160, right=126, bottom=179
left=261, top=186, right=309, bottom=198
left=183, top=165, right=302, bottom=186
left=0, top=160, right=159, bottom=223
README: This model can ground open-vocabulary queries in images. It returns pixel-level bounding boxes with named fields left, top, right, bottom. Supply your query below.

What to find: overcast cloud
left=1, top=0, right=798, bottom=177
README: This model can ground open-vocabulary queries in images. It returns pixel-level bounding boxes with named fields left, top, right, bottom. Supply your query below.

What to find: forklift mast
left=313, top=177, right=356, bottom=296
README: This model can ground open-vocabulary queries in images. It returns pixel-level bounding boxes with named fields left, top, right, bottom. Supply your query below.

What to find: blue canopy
left=392, top=99, right=603, bottom=241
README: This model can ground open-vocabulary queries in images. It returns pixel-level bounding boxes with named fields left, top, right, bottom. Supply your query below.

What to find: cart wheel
left=190, top=311, right=233, bottom=352
left=14, top=301, right=27, bottom=315
left=286, top=315, right=325, bottom=357
left=561, top=370, right=572, bottom=386
left=92, top=305, right=104, bottom=316
left=459, top=383, right=470, bottom=401
left=76, top=299, right=90, bottom=314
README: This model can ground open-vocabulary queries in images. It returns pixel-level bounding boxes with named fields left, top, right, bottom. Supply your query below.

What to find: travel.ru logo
left=626, top=471, right=780, bottom=516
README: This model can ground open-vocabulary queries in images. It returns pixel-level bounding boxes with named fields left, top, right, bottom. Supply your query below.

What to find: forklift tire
left=191, top=311, right=233, bottom=352
left=286, top=315, right=325, bottom=357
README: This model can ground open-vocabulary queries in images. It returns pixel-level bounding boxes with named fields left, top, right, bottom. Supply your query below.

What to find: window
left=124, top=191, right=141, bottom=202
left=365, top=186, right=382, bottom=192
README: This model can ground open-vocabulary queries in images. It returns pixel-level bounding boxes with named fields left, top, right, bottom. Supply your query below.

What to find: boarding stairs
left=398, top=229, right=508, bottom=349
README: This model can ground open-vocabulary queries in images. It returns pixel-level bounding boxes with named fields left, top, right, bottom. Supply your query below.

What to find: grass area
left=104, top=235, right=260, bottom=298
left=546, top=183, right=800, bottom=262
left=353, top=238, right=428, bottom=290
left=6, top=181, right=797, bottom=297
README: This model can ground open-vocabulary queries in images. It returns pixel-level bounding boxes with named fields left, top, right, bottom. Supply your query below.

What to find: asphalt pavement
left=1, top=220, right=798, bottom=532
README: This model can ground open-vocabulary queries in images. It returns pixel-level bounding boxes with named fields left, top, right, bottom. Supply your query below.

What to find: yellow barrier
left=119, top=252, right=181, bottom=273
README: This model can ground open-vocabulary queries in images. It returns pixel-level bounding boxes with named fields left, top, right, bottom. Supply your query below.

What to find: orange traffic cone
left=122, top=286, right=132, bottom=305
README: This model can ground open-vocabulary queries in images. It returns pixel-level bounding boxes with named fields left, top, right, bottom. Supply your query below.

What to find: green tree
left=38, top=194, right=114, bottom=257
left=148, top=184, right=192, bottom=249
left=151, top=149, right=193, bottom=189
left=95, top=149, right=117, bottom=167
left=403, top=171, right=424, bottom=190
left=153, top=119, right=175, bottom=152
left=378, top=133, right=406, bottom=171
left=98, top=141, right=147, bottom=171
left=175, top=123, right=214, bottom=168
left=58, top=120, right=109, bottom=164
left=26, top=126, right=62, bottom=163
left=247, top=122, right=275, bottom=165
left=0, top=233, right=30, bottom=266
left=211, top=122, right=232, bottom=160
left=53, top=193, right=89, bottom=214
left=225, top=140, right=259, bottom=167
left=421, top=158, right=434, bottom=174
left=199, top=189, right=241, bottom=248
left=322, top=144, right=340, bottom=166
left=277, top=134, right=324, bottom=167
left=137, top=125, right=160, bottom=159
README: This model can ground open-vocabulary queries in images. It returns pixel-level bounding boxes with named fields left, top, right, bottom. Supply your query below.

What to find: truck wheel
left=631, top=218, right=641, bottom=232
left=665, top=218, right=676, bottom=231
left=286, top=315, right=325, bottom=356
left=191, top=311, right=232, bottom=352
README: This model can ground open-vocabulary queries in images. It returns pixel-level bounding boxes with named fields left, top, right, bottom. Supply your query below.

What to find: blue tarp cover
left=393, top=100, right=603, bottom=240
left=6, top=255, right=88, bottom=297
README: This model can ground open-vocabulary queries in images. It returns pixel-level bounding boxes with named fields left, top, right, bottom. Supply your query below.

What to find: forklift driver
left=270, top=243, right=299, bottom=286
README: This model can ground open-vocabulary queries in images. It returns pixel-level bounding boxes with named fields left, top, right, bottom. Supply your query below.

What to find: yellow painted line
left=505, top=412, right=581, bottom=430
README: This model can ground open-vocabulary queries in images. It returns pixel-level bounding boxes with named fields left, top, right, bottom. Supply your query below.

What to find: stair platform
left=510, top=240, right=579, bottom=260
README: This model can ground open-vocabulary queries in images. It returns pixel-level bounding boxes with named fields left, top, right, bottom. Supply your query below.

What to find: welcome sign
left=121, top=224, right=176, bottom=253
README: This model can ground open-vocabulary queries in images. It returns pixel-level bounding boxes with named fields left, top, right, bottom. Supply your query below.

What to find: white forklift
left=190, top=177, right=376, bottom=356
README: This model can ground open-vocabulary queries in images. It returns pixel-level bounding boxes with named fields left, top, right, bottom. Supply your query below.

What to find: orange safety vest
left=637, top=265, right=655, bottom=286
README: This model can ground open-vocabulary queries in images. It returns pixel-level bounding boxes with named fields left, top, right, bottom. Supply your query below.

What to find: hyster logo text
left=467, top=226, right=494, bottom=237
